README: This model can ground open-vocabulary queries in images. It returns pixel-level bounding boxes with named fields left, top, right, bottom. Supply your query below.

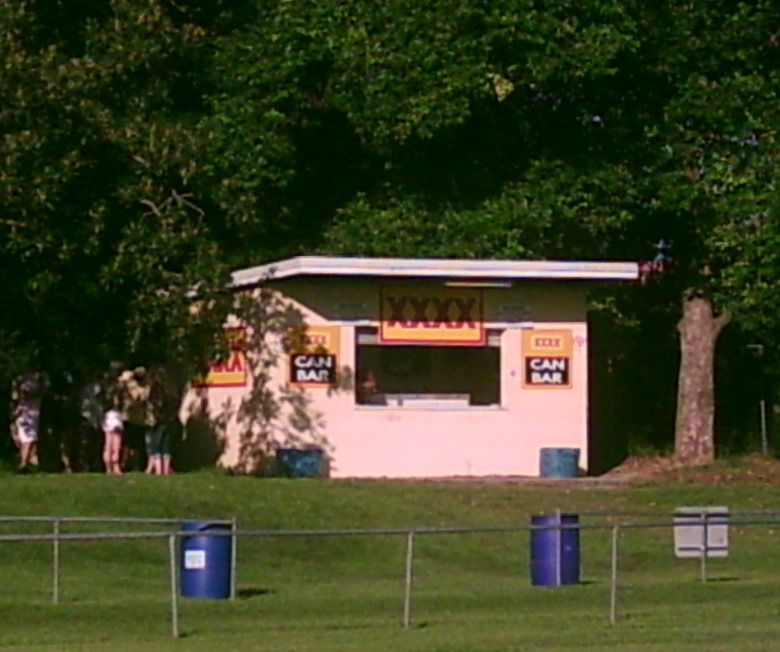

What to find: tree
left=305, top=0, right=780, bottom=464
left=4, top=0, right=779, bottom=467
left=619, top=2, right=780, bottom=463
left=0, top=0, right=238, bottom=385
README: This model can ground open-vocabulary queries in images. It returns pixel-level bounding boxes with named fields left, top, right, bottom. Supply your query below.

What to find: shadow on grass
left=530, top=580, right=597, bottom=587
left=237, top=587, right=274, bottom=599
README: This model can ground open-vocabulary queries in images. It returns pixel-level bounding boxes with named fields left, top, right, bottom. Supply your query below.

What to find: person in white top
left=102, top=408, right=124, bottom=474
left=13, top=373, right=43, bottom=473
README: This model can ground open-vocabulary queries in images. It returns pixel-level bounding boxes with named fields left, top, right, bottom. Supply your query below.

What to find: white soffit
left=230, top=256, right=639, bottom=288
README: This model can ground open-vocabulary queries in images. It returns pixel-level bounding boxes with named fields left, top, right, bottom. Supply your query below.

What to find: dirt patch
left=602, top=453, right=780, bottom=486
left=342, top=454, right=780, bottom=487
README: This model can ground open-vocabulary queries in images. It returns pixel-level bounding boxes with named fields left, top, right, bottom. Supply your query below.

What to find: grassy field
left=2, top=459, right=780, bottom=650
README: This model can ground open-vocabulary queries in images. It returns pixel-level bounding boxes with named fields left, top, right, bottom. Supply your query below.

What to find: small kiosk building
left=181, top=256, right=638, bottom=478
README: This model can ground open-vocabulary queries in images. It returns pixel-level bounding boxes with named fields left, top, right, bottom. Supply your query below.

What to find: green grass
left=2, top=467, right=780, bottom=650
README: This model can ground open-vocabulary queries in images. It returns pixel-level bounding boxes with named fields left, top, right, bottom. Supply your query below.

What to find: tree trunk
left=675, top=292, right=730, bottom=465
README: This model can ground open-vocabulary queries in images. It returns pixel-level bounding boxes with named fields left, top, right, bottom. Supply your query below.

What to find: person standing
left=102, top=407, right=124, bottom=474
left=116, top=366, right=152, bottom=472
left=12, top=373, right=44, bottom=473
left=145, top=422, right=172, bottom=475
left=44, top=371, right=79, bottom=472
left=80, top=379, right=105, bottom=472
left=145, top=369, right=175, bottom=475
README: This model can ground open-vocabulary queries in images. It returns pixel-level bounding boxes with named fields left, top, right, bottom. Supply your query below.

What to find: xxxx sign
left=380, top=287, right=484, bottom=345
left=195, top=327, right=247, bottom=388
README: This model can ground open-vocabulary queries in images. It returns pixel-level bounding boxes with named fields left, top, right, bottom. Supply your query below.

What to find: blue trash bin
left=180, top=521, right=233, bottom=599
left=539, top=447, right=580, bottom=478
left=276, top=448, right=324, bottom=478
left=530, top=513, right=580, bottom=586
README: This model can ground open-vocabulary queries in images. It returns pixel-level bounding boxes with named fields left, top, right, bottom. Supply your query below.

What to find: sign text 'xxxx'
left=196, top=327, right=248, bottom=388
left=380, top=287, right=484, bottom=345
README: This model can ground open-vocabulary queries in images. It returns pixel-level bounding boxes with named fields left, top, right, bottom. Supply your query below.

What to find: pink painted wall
left=180, top=278, right=591, bottom=478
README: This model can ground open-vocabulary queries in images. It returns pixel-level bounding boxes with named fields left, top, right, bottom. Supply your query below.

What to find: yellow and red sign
left=196, top=328, right=247, bottom=388
left=288, top=325, right=341, bottom=387
left=300, top=325, right=340, bottom=356
left=522, top=329, right=573, bottom=389
left=379, top=287, right=484, bottom=345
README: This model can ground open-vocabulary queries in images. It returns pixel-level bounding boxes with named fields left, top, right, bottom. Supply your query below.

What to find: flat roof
left=230, top=256, right=639, bottom=288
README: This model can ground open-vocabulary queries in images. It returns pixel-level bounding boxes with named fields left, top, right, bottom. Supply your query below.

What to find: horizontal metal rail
left=0, top=516, right=232, bottom=525
left=0, top=516, right=777, bottom=544
left=1, top=509, right=774, bottom=530
left=0, top=514, right=776, bottom=639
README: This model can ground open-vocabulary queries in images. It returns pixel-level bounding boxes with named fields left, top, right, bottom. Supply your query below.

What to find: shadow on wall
left=177, top=397, right=228, bottom=471
left=177, top=285, right=352, bottom=475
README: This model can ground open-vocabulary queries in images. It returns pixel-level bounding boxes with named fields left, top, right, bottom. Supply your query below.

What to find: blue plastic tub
left=276, top=448, right=324, bottom=478
left=180, top=521, right=233, bottom=599
left=530, top=513, right=580, bottom=586
left=539, top=447, right=580, bottom=478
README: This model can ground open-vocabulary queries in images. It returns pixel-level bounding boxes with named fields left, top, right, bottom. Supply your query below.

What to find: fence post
left=701, top=512, right=708, bottom=583
left=555, top=509, right=562, bottom=586
left=169, top=534, right=180, bottom=638
left=52, top=518, right=61, bottom=604
left=610, top=524, right=619, bottom=624
left=403, top=530, right=415, bottom=630
left=231, top=517, right=238, bottom=600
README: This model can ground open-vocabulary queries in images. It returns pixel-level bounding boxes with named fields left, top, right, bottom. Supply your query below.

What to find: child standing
left=102, top=407, right=124, bottom=474
left=13, top=374, right=43, bottom=473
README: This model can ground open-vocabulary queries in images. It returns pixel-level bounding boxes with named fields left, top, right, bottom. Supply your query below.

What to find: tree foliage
left=3, top=0, right=779, bottom=460
left=307, top=0, right=780, bottom=459
left=1, top=0, right=234, bottom=381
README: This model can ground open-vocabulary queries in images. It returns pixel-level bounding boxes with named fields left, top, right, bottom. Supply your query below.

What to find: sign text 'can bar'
left=289, top=354, right=337, bottom=385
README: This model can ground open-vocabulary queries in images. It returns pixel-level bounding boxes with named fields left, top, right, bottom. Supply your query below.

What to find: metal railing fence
left=1, top=510, right=780, bottom=639
left=0, top=516, right=237, bottom=606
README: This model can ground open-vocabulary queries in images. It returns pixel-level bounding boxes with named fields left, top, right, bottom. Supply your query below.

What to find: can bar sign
left=380, top=287, right=484, bottom=345
left=290, top=353, right=337, bottom=385
left=522, top=330, right=573, bottom=389
left=288, top=325, right=340, bottom=387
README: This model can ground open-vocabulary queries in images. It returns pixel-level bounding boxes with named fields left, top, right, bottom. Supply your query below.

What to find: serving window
left=355, top=327, right=502, bottom=408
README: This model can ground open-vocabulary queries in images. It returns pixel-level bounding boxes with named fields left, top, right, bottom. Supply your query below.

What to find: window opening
left=355, top=327, right=502, bottom=407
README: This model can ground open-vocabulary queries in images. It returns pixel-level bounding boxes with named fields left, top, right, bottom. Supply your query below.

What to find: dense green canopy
left=2, top=0, right=778, bottom=459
